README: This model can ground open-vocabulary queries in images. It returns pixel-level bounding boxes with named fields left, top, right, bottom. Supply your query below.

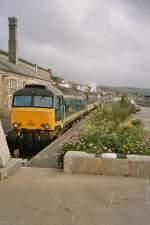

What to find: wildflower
left=108, top=149, right=112, bottom=153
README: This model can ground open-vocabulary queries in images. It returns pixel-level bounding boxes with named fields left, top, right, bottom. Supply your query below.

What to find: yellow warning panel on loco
left=11, top=107, right=55, bottom=130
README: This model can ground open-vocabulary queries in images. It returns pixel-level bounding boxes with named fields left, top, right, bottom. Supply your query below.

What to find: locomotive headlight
left=13, top=123, right=18, bottom=128
left=44, top=124, right=50, bottom=129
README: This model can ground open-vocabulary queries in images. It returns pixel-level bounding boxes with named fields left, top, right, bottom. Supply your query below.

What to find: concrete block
left=0, top=120, right=10, bottom=167
left=64, top=151, right=92, bottom=174
left=113, top=159, right=129, bottom=176
left=85, top=158, right=102, bottom=174
left=129, top=160, right=150, bottom=177
left=138, top=161, right=150, bottom=177
left=72, top=157, right=86, bottom=174
left=102, top=158, right=114, bottom=176
left=129, top=161, right=140, bottom=177
left=63, top=151, right=150, bottom=177
left=127, top=155, right=150, bottom=161
left=63, top=151, right=75, bottom=173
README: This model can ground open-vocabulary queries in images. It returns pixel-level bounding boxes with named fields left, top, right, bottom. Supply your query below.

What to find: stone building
left=0, top=17, right=52, bottom=131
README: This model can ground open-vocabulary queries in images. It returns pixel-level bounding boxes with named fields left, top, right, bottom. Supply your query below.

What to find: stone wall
left=0, top=50, right=52, bottom=131
left=0, top=69, right=51, bottom=131
left=0, top=69, right=50, bottom=113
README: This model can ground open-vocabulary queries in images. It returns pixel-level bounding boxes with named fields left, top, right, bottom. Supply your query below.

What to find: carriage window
left=14, top=96, right=32, bottom=106
left=60, top=96, right=64, bottom=106
left=55, top=96, right=64, bottom=108
left=34, top=96, right=53, bottom=108
left=56, top=96, right=60, bottom=108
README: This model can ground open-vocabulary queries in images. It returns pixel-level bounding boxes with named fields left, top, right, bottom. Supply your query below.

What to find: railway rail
left=25, top=112, right=88, bottom=168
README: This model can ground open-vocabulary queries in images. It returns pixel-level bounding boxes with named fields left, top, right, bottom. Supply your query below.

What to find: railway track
left=24, top=114, right=88, bottom=168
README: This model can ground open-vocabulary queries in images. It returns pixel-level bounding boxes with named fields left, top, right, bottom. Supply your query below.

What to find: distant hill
left=99, top=86, right=150, bottom=96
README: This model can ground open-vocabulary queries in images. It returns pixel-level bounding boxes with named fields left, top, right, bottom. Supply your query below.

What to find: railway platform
left=0, top=167, right=150, bottom=225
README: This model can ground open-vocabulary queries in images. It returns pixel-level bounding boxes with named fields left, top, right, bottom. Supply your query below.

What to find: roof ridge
left=0, top=48, right=49, bottom=72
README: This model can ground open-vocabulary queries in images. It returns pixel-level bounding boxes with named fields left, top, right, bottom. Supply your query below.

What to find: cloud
left=0, top=0, right=150, bottom=87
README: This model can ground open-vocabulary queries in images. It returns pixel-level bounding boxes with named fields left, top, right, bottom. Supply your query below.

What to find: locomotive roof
left=13, top=84, right=86, bottom=99
left=56, top=85, right=86, bottom=98
left=14, top=84, right=62, bottom=96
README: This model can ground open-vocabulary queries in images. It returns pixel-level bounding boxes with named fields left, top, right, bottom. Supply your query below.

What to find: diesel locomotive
left=7, top=84, right=99, bottom=156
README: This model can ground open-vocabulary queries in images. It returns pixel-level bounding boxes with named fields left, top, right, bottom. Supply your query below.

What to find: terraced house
left=0, top=17, right=52, bottom=130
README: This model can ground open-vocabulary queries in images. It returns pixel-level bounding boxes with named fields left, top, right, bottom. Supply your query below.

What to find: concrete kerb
left=64, top=151, right=150, bottom=177
left=0, top=120, right=10, bottom=167
left=0, top=158, right=22, bottom=181
left=0, top=120, right=22, bottom=181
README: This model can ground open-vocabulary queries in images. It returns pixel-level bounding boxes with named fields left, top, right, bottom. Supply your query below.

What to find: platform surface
left=0, top=167, right=150, bottom=225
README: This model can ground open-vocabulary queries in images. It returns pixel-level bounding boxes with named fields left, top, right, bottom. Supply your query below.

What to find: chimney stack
left=8, top=17, right=18, bottom=64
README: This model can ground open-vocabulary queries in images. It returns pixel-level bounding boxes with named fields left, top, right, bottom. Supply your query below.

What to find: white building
left=84, top=81, right=97, bottom=93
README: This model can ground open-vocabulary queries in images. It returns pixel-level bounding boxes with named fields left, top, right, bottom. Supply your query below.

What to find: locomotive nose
left=12, top=108, right=55, bottom=130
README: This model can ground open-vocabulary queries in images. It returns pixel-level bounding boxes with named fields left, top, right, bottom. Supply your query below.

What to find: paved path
left=134, top=106, right=150, bottom=135
left=0, top=167, right=150, bottom=225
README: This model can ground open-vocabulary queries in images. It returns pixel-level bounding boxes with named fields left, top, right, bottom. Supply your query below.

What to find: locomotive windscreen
left=13, top=95, right=53, bottom=108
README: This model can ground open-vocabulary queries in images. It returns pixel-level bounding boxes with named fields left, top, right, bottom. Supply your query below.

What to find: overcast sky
left=0, top=0, right=150, bottom=87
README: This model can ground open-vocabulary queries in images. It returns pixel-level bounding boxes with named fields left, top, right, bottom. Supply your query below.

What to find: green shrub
left=132, top=119, right=142, bottom=126
left=92, top=97, right=134, bottom=128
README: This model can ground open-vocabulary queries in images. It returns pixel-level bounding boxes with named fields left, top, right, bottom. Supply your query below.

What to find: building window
left=23, top=81, right=26, bottom=87
left=35, top=64, right=38, bottom=73
left=8, top=79, right=17, bottom=108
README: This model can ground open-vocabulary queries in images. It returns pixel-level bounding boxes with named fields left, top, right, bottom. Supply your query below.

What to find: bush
left=132, top=119, right=142, bottom=126
left=92, top=96, right=134, bottom=128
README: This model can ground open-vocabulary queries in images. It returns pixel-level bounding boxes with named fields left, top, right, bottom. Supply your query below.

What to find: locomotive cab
left=7, top=84, right=64, bottom=155
left=12, top=85, right=56, bottom=131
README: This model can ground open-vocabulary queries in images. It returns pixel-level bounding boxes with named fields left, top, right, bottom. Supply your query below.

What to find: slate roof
left=0, top=49, right=50, bottom=81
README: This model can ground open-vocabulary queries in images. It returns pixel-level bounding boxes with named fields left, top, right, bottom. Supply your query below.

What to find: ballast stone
left=0, top=120, right=10, bottom=168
